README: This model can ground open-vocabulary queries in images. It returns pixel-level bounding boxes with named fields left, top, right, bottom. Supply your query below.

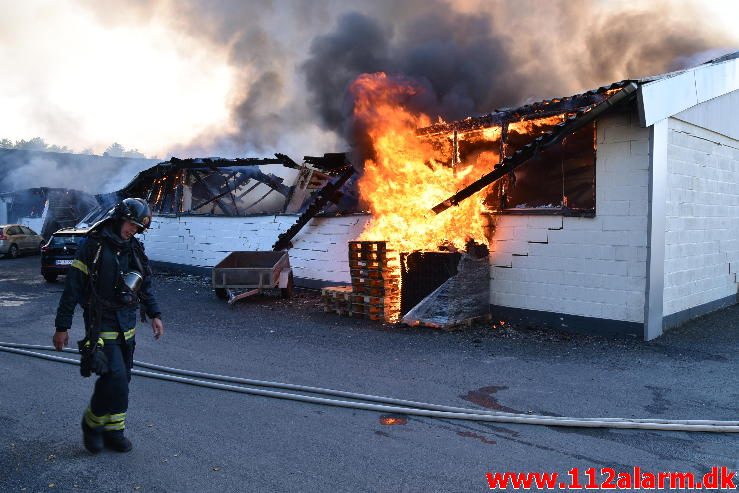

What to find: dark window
left=423, top=118, right=596, bottom=215
left=50, top=235, right=85, bottom=247
left=502, top=122, right=596, bottom=212
left=7, top=226, right=21, bottom=235
left=21, top=226, right=36, bottom=235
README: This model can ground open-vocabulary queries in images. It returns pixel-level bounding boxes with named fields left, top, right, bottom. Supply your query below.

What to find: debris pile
left=402, top=251, right=491, bottom=329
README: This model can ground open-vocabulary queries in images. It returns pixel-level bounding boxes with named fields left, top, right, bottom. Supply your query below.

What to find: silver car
left=0, top=224, right=46, bottom=258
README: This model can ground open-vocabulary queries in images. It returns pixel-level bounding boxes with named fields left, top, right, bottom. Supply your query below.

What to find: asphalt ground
left=0, top=255, right=737, bottom=492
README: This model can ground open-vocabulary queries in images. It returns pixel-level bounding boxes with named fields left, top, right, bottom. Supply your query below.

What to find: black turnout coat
left=54, top=222, right=161, bottom=340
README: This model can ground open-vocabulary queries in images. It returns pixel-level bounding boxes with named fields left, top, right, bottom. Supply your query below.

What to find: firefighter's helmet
left=113, top=198, right=152, bottom=232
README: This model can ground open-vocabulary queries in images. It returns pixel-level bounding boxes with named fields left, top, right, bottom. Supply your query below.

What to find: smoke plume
left=80, top=0, right=737, bottom=155
left=1, top=0, right=736, bottom=194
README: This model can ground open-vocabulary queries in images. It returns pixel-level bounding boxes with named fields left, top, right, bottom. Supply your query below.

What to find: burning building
left=79, top=52, right=738, bottom=341
left=424, top=51, right=739, bottom=340
left=318, top=52, right=738, bottom=339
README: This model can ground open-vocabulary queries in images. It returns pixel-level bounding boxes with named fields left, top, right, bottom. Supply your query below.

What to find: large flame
left=351, top=73, right=490, bottom=252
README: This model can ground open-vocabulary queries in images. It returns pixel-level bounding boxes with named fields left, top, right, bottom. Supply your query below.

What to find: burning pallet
left=322, top=240, right=488, bottom=327
left=349, top=241, right=401, bottom=321
left=321, top=241, right=401, bottom=322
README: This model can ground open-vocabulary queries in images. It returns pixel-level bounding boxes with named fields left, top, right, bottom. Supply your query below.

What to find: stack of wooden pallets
left=348, top=241, right=400, bottom=321
left=321, top=286, right=353, bottom=315
left=320, top=241, right=401, bottom=322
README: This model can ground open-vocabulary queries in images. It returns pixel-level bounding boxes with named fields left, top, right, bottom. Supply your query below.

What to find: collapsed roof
left=115, top=152, right=356, bottom=211
left=81, top=153, right=360, bottom=245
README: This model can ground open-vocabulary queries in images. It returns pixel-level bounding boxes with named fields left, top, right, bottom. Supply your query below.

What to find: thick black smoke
left=301, top=0, right=735, bottom=142
left=302, top=12, right=392, bottom=132
left=302, top=7, right=518, bottom=137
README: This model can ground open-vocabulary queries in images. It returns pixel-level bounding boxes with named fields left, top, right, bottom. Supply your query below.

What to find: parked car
left=0, top=224, right=46, bottom=259
left=40, top=228, right=89, bottom=282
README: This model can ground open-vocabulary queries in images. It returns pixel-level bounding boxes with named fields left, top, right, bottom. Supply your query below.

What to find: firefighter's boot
left=81, top=418, right=103, bottom=454
left=103, top=431, right=133, bottom=453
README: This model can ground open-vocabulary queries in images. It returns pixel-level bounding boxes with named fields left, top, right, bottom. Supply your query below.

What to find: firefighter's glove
left=91, top=350, right=110, bottom=376
left=78, top=339, right=110, bottom=377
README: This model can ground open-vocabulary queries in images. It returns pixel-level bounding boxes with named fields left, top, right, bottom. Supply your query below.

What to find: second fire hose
left=1, top=342, right=738, bottom=433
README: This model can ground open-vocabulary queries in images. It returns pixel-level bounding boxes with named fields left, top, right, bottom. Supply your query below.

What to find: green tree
left=104, top=142, right=145, bottom=158
left=103, top=142, right=126, bottom=157
left=15, top=137, right=48, bottom=151
left=47, top=144, right=71, bottom=153
left=122, top=148, right=145, bottom=158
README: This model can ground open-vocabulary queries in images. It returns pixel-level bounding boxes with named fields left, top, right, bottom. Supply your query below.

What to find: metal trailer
left=212, top=251, right=293, bottom=305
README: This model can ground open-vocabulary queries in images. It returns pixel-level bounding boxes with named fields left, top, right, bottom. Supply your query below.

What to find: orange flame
left=508, top=114, right=565, bottom=135
left=351, top=73, right=489, bottom=252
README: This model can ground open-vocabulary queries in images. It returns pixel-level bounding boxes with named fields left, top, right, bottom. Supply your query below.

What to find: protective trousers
left=83, top=335, right=135, bottom=432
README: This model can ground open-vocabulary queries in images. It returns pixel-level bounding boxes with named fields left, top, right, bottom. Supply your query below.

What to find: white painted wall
left=140, top=214, right=371, bottom=284
left=489, top=108, right=650, bottom=323
left=663, top=117, right=739, bottom=316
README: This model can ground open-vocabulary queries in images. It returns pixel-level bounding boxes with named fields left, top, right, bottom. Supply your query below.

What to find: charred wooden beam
left=273, top=153, right=301, bottom=169
left=431, top=83, right=638, bottom=215
left=303, top=153, right=350, bottom=174
left=191, top=175, right=242, bottom=212
left=167, top=156, right=286, bottom=169
left=190, top=170, right=234, bottom=216
left=272, top=166, right=355, bottom=251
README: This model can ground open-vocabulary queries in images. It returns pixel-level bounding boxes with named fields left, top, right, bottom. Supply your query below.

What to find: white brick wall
left=140, top=214, right=371, bottom=284
left=663, top=117, right=739, bottom=315
left=490, top=108, right=650, bottom=323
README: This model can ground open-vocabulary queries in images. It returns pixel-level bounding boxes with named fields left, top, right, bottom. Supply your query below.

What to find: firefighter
left=52, top=197, right=164, bottom=454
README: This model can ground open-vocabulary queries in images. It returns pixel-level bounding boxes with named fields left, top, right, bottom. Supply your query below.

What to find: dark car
left=41, top=228, right=89, bottom=282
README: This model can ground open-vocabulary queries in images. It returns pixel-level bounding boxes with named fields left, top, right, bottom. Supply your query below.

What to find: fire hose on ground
left=1, top=342, right=738, bottom=433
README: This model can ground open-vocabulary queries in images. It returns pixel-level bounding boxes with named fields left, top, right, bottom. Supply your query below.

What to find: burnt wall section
left=489, top=108, right=650, bottom=324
